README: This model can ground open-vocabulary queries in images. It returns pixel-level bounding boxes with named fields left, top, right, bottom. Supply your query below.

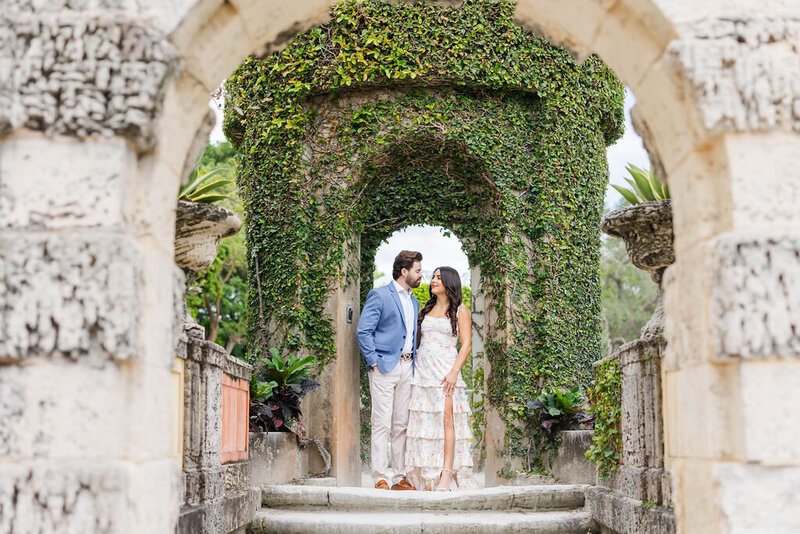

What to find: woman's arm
left=441, top=306, right=472, bottom=396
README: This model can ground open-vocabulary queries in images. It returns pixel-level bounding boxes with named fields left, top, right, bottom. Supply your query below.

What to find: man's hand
left=371, top=365, right=377, bottom=372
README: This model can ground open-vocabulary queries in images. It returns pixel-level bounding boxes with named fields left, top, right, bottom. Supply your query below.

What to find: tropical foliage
left=185, top=142, right=249, bottom=356
left=611, top=164, right=669, bottom=205
left=250, top=348, right=320, bottom=435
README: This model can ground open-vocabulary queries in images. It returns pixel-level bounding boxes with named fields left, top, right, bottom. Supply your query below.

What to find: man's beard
left=406, top=273, right=421, bottom=288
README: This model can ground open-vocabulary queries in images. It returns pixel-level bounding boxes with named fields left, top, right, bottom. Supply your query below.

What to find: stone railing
left=176, top=336, right=259, bottom=534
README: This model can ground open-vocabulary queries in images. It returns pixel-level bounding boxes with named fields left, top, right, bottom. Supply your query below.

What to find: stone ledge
left=586, top=485, right=674, bottom=534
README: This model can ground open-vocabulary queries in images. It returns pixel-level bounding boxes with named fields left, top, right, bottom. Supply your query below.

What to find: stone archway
left=1, top=1, right=798, bottom=533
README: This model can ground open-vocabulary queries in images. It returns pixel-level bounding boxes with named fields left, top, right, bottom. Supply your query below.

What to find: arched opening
left=5, top=1, right=796, bottom=533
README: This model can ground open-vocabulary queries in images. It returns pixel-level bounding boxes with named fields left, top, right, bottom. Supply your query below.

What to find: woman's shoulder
left=457, top=304, right=470, bottom=317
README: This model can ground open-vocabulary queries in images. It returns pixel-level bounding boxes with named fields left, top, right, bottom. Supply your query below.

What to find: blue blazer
left=356, top=282, right=419, bottom=374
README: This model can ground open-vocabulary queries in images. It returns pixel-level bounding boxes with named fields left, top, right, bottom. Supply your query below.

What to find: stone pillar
left=469, top=266, right=486, bottom=470
left=0, top=7, right=188, bottom=532
left=302, top=244, right=362, bottom=487
left=663, top=135, right=800, bottom=534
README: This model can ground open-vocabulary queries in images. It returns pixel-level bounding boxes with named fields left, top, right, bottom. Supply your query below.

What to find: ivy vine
left=224, top=0, right=624, bottom=475
left=586, top=357, right=623, bottom=478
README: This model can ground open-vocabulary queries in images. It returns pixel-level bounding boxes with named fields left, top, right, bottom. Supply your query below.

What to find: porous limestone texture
left=0, top=233, right=141, bottom=361
left=178, top=336, right=257, bottom=534
left=249, top=431, right=310, bottom=486
left=548, top=430, right=596, bottom=485
left=711, top=232, right=800, bottom=359
left=0, top=137, right=135, bottom=229
left=174, top=200, right=242, bottom=273
left=0, top=11, right=179, bottom=149
left=0, top=459, right=181, bottom=534
left=670, top=16, right=800, bottom=134
left=586, top=486, right=675, bottom=534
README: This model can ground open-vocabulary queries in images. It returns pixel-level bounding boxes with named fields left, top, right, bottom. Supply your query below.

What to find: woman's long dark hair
left=417, top=266, right=462, bottom=346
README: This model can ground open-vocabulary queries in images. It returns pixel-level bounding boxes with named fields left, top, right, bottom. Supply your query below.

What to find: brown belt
left=400, top=353, right=413, bottom=361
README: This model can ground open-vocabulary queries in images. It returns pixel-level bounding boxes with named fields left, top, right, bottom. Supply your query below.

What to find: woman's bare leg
left=436, top=395, right=455, bottom=490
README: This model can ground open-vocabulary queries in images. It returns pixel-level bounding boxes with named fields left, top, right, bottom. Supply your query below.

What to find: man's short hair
left=392, top=250, right=423, bottom=280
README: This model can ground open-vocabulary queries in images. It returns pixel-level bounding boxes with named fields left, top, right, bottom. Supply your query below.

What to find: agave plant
left=178, top=165, right=234, bottom=203
left=611, top=163, right=670, bottom=205
left=250, top=348, right=319, bottom=434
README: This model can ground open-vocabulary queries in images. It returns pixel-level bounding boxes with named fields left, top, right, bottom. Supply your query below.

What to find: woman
left=405, top=267, right=475, bottom=491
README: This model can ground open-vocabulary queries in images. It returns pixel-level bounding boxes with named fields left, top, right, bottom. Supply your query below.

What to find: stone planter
left=548, top=430, right=596, bottom=485
left=249, top=432, right=309, bottom=485
left=174, top=200, right=242, bottom=338
left=601, top=200, right=673, bottom=340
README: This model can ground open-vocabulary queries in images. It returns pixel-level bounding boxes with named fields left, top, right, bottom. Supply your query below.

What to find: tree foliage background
left=186, top=142, right=249, bottom=358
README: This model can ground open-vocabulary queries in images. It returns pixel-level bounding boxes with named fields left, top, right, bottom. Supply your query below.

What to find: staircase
left=248, top=484, right=596, bottom=533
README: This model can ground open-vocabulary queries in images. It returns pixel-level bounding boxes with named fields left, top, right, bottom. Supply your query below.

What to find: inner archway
left=224, top=1, right=624, bottom=486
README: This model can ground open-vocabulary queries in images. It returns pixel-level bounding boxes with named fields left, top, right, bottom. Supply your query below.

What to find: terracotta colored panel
left=222, top=374, right=250, bottom=463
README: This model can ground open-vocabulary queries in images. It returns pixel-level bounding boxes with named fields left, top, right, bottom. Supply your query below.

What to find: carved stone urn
left=601, top=199, right=674, bottom=340
left=174, top=200, right=242, bottom=338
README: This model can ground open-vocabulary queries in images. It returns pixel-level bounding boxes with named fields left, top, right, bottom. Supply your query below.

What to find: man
left=357, top=250, right=423, bottom=490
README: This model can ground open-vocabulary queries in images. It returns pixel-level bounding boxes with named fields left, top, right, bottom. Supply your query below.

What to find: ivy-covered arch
left=225, top=0, right=624, bottom=475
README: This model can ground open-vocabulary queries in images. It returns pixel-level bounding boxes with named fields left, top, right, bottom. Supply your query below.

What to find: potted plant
left=249, top=348, right=319, bottom=435
left=174, top=167, right=242, bottom=338
left=602, top=164, right=674, bottom=339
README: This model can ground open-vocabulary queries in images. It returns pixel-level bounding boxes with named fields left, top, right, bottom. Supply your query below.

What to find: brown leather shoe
left=374, top=480, right=389, bottom=490
left=391, top=478, right=415, bottom=491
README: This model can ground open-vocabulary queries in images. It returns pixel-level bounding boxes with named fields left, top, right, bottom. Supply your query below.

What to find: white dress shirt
left=393, top=280, right=415, bottom=354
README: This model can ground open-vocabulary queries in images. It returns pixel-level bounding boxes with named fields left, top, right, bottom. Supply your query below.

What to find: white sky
left=209, top=88, right=649, bottom=289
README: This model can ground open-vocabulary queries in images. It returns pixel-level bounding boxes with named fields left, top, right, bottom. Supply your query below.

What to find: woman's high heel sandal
left=435, top=468, right=456, bottom=492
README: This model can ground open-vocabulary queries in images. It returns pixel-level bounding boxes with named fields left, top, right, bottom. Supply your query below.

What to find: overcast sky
left=209, top=88, right=649, bottom=288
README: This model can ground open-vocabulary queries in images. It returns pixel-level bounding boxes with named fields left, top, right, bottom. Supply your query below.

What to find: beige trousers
left=368, top=359, right=413, bottom=485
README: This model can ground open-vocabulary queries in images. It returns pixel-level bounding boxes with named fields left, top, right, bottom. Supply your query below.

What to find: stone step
left=261, top=485, right=587, bottom=512
left=249, top=509, right=595, bottom=534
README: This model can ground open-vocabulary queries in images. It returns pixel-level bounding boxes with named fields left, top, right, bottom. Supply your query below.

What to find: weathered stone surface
left=602, top=200, right=674, bottom=279
left=0, top=13, right=179, bottom=149
left=174, top=200, right=241, bottom=272
left=0, top=462, right=126, bottom=533
left=586, top=485, right=675, bottom=534
left=0, top=137, right=135, bottom=229
left=548, top=430, right=596, bottom=485
left=711, top=233, right=800, bottom=359
left=671, top=16, right=800, bottom=134
left=250, top=431, right=304, bottom=487
left=0, top=361, right=123, bottom=459
left=714, top=463, right=800, bottom=534
left=4, top=1, right=129, bottom=13
left=250, top=508, right=595, bottom=534
left=0, top=233, right=141, bottom=361
left=260, top=484, right=587, bottom=513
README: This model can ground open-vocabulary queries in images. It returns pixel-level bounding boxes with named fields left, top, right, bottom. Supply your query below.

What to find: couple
left=356, top=250, right=474, bottom=492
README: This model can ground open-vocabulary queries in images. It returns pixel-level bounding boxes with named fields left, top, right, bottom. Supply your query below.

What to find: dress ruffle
left=404, top=313, right=476, bottom=491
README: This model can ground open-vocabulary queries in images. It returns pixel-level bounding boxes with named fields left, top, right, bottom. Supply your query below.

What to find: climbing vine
left=224, top=0, right=623, bottom=475
left=586, top=358, right=623, bottom=478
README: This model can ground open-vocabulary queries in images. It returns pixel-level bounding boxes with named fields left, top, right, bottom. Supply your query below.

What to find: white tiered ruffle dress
left=405, top=309, right=474, bottom=490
